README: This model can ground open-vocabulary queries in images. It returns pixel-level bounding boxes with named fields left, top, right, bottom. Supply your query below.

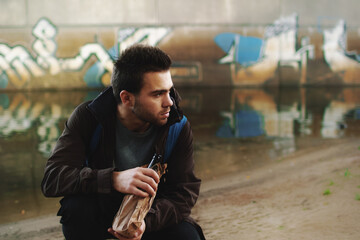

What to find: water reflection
left=0, top=90, right=100, bottom=224
left=179, top=87, right=360, bottom=180
left=0, top=87, right=360, bottom=224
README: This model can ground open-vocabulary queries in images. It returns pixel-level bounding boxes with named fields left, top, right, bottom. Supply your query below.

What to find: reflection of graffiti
left=217, top=89, right=300, bottom=139
left=321, top=101, right=348, bottom=138
left=37, top=105, right=62, bottom=155
left=0, top=18, right=170, bottom=89
left=215, top=88, right=360, bottom=157
left=1, top=88, right=360, bottom=158
left=215, top=13, right=314, bottom=85
left=0, top=93, right=69, bottom=156
left=216, top=89, right=299, bottom=158
left=217, top=108, right=265, bottom=138
left=323, top=20, right=360, bottom=83
left=0, top=94, right=41, bottom=136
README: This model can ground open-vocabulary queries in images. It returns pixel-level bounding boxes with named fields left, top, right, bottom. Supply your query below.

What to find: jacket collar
left=86, top=86, right=117, bottom=125
left=168, top=87, right=184, bottom=125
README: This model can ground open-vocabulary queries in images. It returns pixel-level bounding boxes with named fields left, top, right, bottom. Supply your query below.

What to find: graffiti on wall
left=322, top=19, right=360, bottom=83
left=215, top=13, right=315, bottom=85
left=215, top=13, right=360, bottom=85
left=1, top=14, right=360, bottom=89
left=0, top=18, right=171, bottom=89
left=84, top=27, right=171, bottom=87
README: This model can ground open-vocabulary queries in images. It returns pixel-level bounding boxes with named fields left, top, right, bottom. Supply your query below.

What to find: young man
left=41, top=44, right=204, bottom=240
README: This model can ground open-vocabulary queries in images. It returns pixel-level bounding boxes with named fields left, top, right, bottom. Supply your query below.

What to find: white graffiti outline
left=0, top=44, right=44, bottom=87
left=0, top=18, right=171, bottom=89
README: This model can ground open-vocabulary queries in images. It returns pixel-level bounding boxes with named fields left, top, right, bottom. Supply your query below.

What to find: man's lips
left=160, top=111, right=170, bottom=118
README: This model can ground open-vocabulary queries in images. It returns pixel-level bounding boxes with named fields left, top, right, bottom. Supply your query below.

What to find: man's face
left=132, top=70, right=174, bottom=126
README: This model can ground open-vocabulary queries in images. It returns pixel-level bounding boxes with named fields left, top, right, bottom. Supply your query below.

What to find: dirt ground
left=193, top=138, right=360, bottom=240
left=1, top=138, right=359, bottom=240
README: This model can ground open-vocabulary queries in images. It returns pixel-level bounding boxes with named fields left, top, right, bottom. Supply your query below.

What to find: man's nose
left=163, top=94, right=173, bottom=107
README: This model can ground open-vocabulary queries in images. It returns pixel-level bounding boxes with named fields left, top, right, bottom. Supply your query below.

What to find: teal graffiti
left=214, top=34, right=264, bottom=66
left=0, top=73, right=8, bottom=88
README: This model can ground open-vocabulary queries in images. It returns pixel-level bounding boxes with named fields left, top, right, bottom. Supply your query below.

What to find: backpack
left=86, top=116, right=188, bottom=167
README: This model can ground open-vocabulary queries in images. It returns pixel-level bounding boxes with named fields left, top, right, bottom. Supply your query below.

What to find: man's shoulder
left=70, top=101, right=93, bottom=118
left=67, top=100, right=96, bottom=127
left=76, top=100, right=92, bottom=111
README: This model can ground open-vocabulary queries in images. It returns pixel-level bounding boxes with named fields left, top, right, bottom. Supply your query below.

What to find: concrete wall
left=0, top=0, right=360, bottom=89
left=1, top=0, right=360, bottom=27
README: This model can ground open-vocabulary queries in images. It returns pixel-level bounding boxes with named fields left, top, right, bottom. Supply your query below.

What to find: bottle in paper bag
left=112, top=154, right=167, bottom=238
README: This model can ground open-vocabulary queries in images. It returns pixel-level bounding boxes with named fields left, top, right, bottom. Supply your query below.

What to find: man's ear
left=119, top=90, right=135, bottom=107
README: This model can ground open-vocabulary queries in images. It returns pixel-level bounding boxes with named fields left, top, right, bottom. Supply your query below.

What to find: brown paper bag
left=112, top=163, right=167, bottom=238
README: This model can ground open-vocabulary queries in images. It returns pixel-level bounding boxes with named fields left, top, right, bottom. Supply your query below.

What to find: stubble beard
left=132, top=101, right=168, bottom=127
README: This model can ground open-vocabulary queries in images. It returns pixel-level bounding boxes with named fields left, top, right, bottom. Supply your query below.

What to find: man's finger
left=134, top=179, right=156, bottom=196
left=131, top=186, right=150, bottom=198
left=140, top=168, right=160, bottom=183
left=136, top=174, right=158, bottom=192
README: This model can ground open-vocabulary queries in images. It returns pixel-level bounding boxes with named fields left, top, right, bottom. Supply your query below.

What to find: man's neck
left=116, top=104, right=150, bottom=133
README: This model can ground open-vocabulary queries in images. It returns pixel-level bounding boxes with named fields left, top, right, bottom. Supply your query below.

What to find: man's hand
left=112, top=167, right=160, bottom=197
left=108, top=220, right=146, bottom=240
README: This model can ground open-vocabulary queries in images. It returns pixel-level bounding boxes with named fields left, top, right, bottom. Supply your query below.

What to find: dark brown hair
left=111, top=44, right=172, bottom=103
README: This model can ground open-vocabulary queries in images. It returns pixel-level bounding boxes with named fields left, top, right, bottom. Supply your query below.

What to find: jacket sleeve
left=41, top=102, right=114, bottom=197
left=144, top=121, right=201, bottom=232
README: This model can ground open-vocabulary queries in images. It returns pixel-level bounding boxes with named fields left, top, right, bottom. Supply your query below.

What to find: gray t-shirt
left=114, top=118, right=158, bottom=171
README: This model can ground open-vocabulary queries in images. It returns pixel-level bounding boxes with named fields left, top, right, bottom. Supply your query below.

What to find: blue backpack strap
left=85, top=123, right=102, bottom=167
left=164, top=115, right=187, bottom=162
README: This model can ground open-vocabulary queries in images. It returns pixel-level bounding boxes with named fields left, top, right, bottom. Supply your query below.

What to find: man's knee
left=168, top=221, right=202, bottom=240
left=58, top=195, right=98, bottom=224
left=143, top=221, right=203, bottom=240
left=58, top=195, right=109, bottom=239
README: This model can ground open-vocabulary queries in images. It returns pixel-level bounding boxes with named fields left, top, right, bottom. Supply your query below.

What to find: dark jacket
left=41, top=86, right=201, bottom=233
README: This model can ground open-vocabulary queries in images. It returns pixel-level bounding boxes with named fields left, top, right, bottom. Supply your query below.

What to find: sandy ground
left=1, top=138, right=359, bottom=240
left=193, top=138, right=360, bottom=240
